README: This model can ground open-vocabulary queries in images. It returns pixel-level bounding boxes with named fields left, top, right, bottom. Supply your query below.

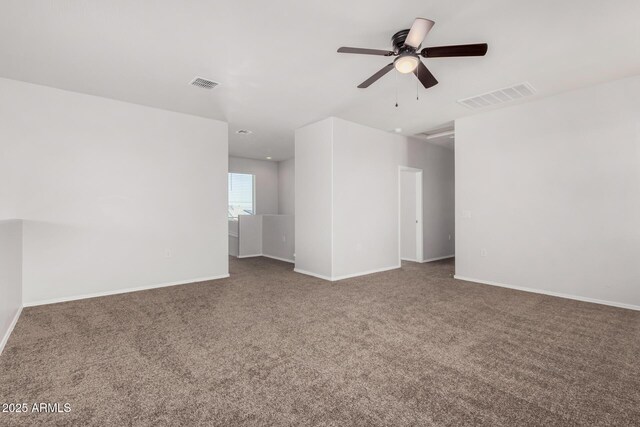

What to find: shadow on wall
left=0, top=219, right=22, bottom=355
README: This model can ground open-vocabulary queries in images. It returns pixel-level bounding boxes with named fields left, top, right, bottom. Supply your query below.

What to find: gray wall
left=230, top=157, right=295, bottom=262
left=229, top=157, right=279, bottom=215
left=400, top=170, right=419, bottom=262
left=278, top=158, right=295, bottom=215
left=262, top=215, right=295, bottom=262
left=238, top=215, right=262, bottom=257
left=406, top=139, right=455, bottom=261
left=455, top=76, right=640, bottom=309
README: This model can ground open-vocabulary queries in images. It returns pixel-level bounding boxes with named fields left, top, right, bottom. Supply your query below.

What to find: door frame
left=398, top=166, right=424, bottom=263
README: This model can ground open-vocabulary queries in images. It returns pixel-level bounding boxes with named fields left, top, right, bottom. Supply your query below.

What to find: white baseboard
left=453, top=275, right=640, bottom=312
left=237, top=253, right=294, bottom=263
left=261, top=254, right=295, bottom=264
left=295, top=265, right=401, bottom=282
left=401, top=258, right=421, bottom=263
left=0, top=306, right=23, bottom=355
left=23, top=274, right=230, bottom=308
left=294, top=268, right=334, bottom=281
left=422, top=255, right=455, bottom=263
left=237, top=254, right=263, bottom=258
left=332, top=265, right=401, bottom=281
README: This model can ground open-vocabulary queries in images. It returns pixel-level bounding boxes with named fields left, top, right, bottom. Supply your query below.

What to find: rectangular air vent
left=190, top=77, right=219, bottom=90
left=458, top=82, right=536, bottom=110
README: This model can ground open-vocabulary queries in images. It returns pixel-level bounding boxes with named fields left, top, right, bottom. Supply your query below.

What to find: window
left=228, top=173, right=255, bottom=218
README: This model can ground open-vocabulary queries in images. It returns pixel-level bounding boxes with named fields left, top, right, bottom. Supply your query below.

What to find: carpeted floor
left=1, top=257, right=639, bottom=426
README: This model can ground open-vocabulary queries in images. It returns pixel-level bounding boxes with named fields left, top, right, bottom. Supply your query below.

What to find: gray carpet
left=1, top=256, right=639, bottom=426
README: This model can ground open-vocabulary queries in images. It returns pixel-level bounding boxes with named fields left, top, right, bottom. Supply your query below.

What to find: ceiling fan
left=338, top=18, right=488, bottom=89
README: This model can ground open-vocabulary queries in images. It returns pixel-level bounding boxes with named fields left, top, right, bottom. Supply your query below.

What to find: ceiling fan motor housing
left=392, top=29, right=413, bottom=52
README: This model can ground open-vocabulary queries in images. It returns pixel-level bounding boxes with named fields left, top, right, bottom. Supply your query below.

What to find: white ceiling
left=1, top=0, right=638, bottom=161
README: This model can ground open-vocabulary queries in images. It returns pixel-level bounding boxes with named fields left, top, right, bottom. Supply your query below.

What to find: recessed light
left=394, top=128, right=402, bottom=133
left=266, top=156, right=272, bottom=160
left=236, top=129, right=252, bottom=135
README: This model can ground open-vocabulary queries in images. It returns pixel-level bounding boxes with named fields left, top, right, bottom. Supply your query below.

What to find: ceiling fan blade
left=413, top=61, right=438, bottom=89
left=421, top=43, right=488, bottom=58
left=357, top=63, right=394, bottom=88
left=404, top=18, right=435, bottom=49
left=338, top=47, right=394, bottom=56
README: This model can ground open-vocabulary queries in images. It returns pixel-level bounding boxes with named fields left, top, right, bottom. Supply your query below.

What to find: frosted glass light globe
left=394, top=55, right=419, bottom=74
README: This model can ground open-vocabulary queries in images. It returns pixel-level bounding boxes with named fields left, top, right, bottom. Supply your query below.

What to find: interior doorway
left=399, top=167, right=423, bottom=262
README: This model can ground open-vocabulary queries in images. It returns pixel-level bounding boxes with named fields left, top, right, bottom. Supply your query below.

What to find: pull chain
left=416, top=64, right=419, bottom=101
left=395, top=69, right=399, bottom=107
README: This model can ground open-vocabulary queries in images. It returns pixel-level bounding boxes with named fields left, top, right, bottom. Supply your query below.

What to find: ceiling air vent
left=458, top=82, right=536, bottom=110
left=190, top=77, right=219, bottom=90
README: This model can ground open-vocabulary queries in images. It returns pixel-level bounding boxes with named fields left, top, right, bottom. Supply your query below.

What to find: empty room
left=1, top=1, right=639, bottom=425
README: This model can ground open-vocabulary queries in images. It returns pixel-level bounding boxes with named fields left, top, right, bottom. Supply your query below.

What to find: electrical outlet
left=480, top=248, right=488, bottom=257
left=448, top=234, right=451, bottom=241
left=282, top=235, right=286, bottom=242
left=165, top=249, right=172, bottom=258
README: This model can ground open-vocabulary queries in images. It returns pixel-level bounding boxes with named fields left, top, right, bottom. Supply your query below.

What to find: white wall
left=238, top=215, right=263, bottom=257
left=406, top=139, right=455, bottom=260
left=295, top=119, right=334, bottom=279
left=0, top=179, right=17, bottom=220
left=229, top=157, right=279, bottom=215
left=332, top=118, right=403, bottom=278
left=0, top=220, right=22, bottom=354
left=455, top=76, right=640, bottom=309
left=229, top=157, right=294, bottom=259
left=228, top=220, right=239, bottom=257
left=295, top=117, right=455, bottom=280
left=231, top=214, right=294, bottom=262
left=262, top=215, right=295, bottom=262
left=278, top=158, right=295, bottom=215
left=0, top=78, right=229, bottom=305
left=400, top=171, right=418, bottom=261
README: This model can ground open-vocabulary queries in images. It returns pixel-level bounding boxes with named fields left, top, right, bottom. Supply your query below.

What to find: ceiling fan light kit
left=337, top=17, right=488, bottom=94
left=394, top=53, right=420, bottom=74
